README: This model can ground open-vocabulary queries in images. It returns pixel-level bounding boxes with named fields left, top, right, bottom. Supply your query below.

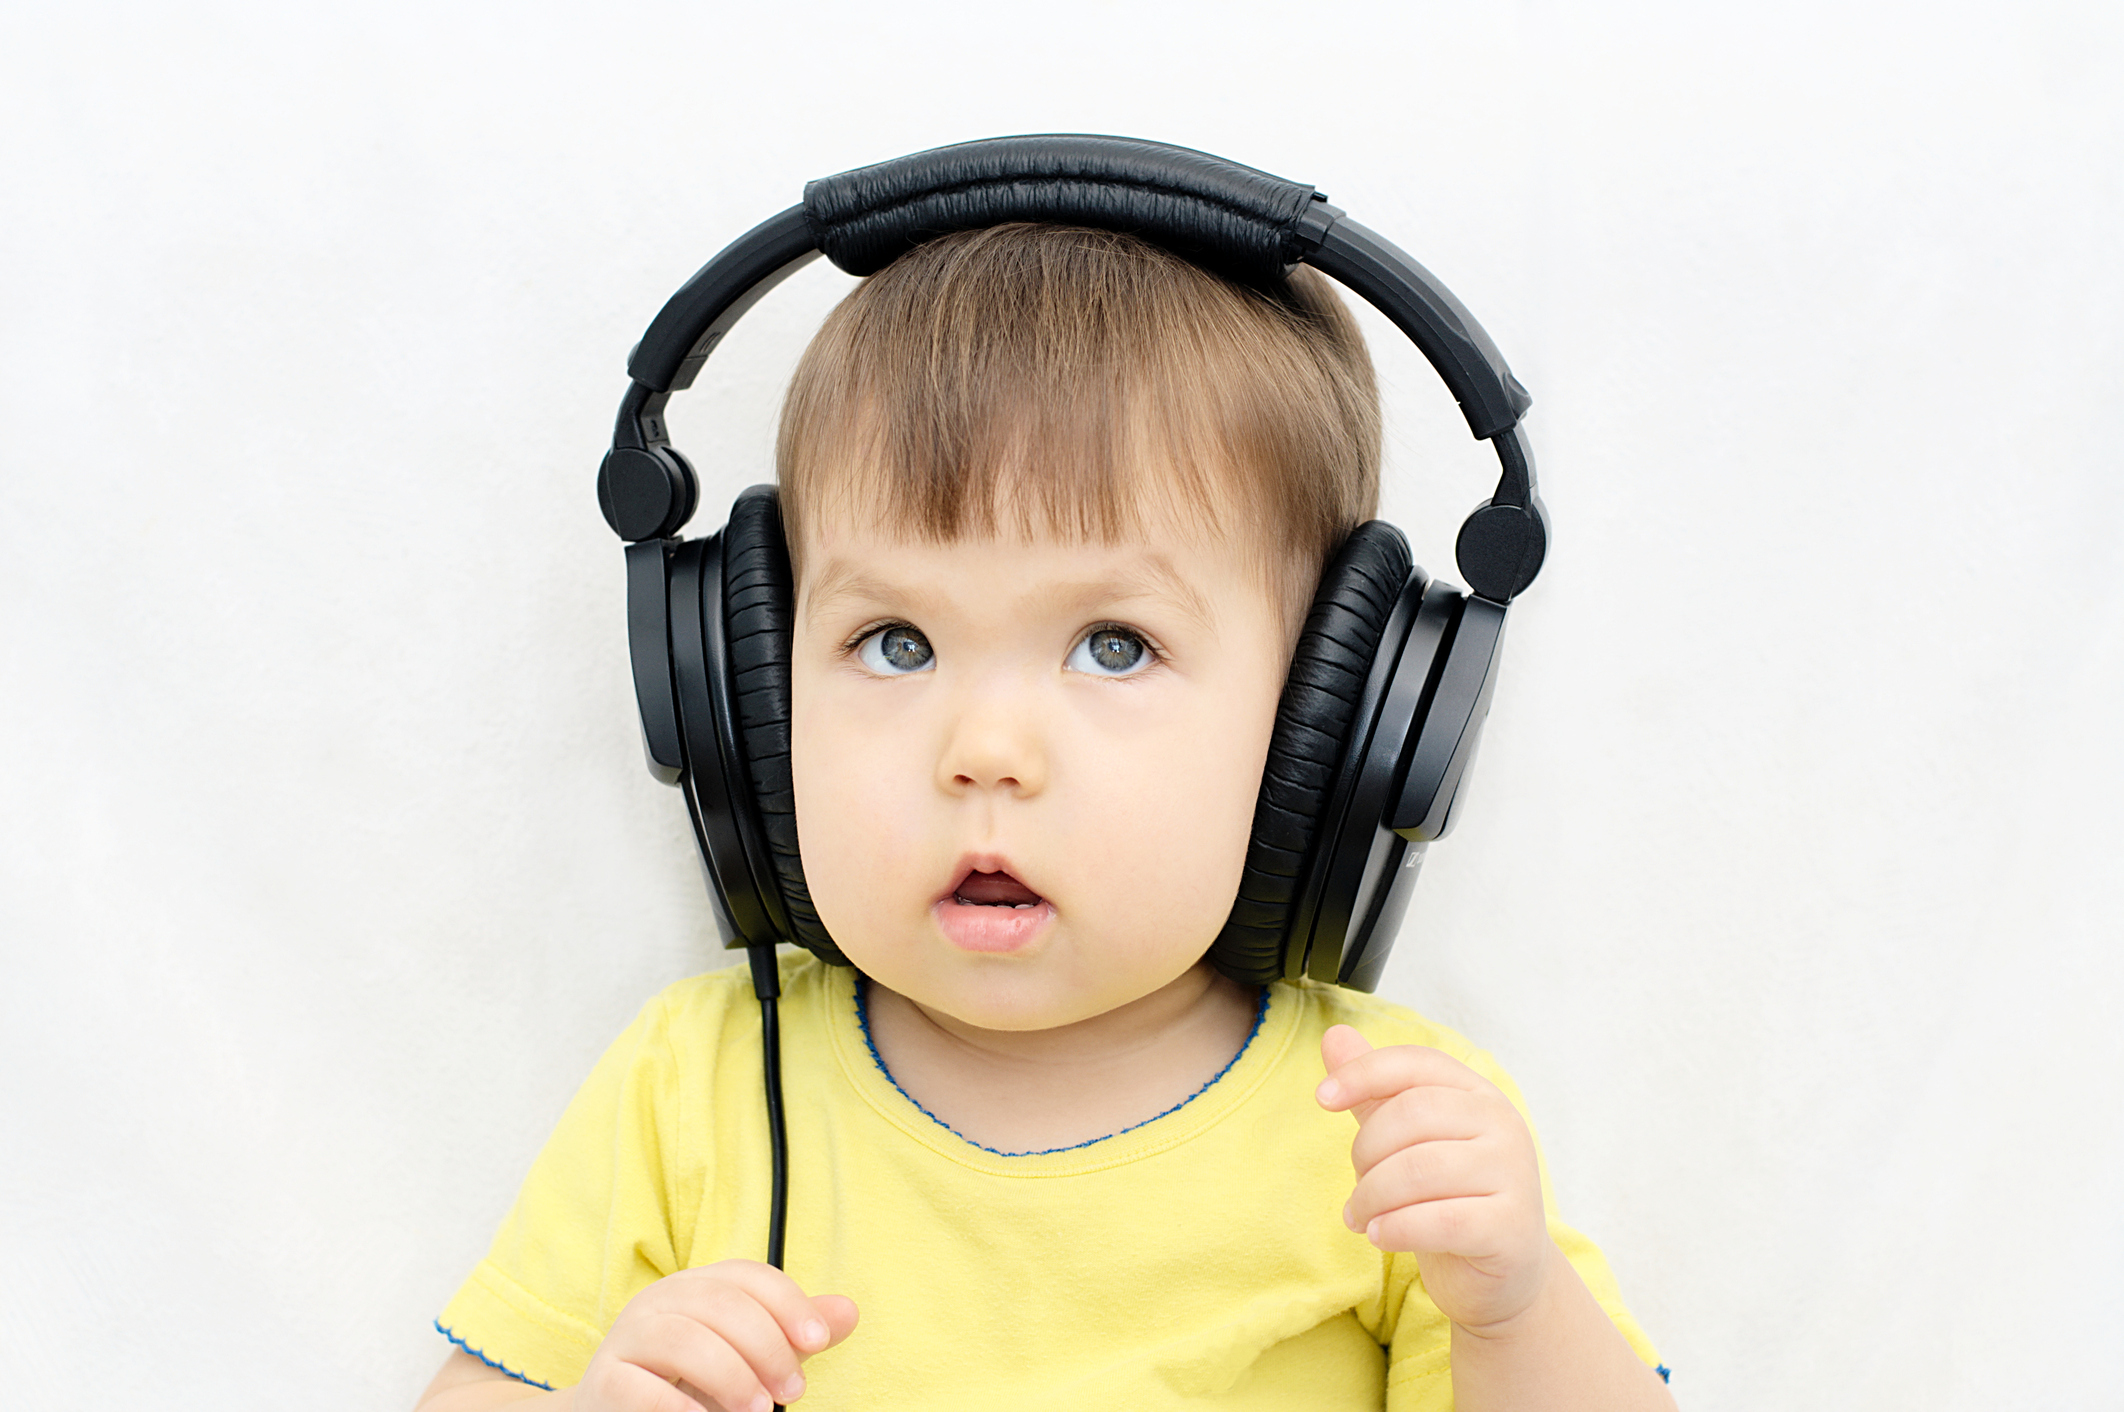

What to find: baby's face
left=789, top=504, right=1296, bottom=1033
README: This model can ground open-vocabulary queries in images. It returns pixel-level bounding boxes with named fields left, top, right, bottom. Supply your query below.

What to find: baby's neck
left=861, top=965, right=1264, bottom=1154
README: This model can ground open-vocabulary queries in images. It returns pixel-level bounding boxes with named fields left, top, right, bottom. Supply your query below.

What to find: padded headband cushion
left=723, top=488, right=847, bottom=966
left=803, top=134, right=1318, bottom=286
left=1212, top=522, right=1414, bottom=986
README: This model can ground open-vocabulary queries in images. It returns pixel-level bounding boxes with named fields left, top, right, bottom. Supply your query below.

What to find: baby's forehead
left=798, top=518, right=1227, bottom=607
left=795, top=509, right=1319, bottom=645
left=786, top=458, right=1315, bottom=642
left=796, top=460, right=1271, bottom=564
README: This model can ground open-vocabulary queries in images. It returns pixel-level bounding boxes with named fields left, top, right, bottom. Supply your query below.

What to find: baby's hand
left=1316, top=1025, right=1553, bottom=1333
left=575, top=1259, right=859, bottom=1412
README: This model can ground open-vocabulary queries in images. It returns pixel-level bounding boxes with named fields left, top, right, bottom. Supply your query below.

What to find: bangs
left=776, top=224, right=1380, bottom=594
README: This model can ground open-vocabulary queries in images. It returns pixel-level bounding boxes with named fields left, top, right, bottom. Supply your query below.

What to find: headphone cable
left=747, top=942, right=793, bottom=1409
left=747, top=941, right=791, bottom=1268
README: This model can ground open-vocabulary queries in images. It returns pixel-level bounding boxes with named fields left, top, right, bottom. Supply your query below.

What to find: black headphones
left=596, top=134, right=1548, bottom=998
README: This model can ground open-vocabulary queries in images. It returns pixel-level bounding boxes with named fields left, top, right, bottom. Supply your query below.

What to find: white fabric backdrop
left=5, top=2, right=2119, bottom=1406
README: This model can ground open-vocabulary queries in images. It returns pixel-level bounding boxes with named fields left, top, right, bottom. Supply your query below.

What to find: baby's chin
left=864, top=946, right=1218, bottom=1043
left=868, top=959, right=1105, bottom=1036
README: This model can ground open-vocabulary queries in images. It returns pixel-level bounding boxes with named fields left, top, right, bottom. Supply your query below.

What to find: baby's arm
left=413, top=1261, right=858, bottom=1412
left=1316, top=1026, right=1675, bottom=1412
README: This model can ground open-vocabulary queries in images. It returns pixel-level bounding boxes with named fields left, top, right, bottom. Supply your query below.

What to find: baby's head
left=780, top=224, right=1380, bottom=1030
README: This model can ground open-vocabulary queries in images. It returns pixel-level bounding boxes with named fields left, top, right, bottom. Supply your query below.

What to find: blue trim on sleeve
left=855, top=974, right=1271, bottom=1157
left=1656, top=1364, right=1671, bottom=1384
left=435, top=1320, right=555, bottom=1391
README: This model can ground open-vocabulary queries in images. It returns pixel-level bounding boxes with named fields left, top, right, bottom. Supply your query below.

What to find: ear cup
left=721, top=485, right=849, bottom=966
left=1211, top=522, right=1414, bottom=986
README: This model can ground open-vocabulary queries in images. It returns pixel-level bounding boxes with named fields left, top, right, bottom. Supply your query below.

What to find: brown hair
left=776, top=223, right=1380, bottom=617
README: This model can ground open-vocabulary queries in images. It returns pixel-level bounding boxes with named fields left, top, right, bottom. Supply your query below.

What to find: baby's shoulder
left=633, top=948, right=836, bottom=1054
left=1278, top=980, right=1488, bottom=1066
left=1278, top=981, right=1545, bottom=1115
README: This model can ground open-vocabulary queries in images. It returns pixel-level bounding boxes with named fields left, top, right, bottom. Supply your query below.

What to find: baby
left=415, top=221, right=1673, bottom=1411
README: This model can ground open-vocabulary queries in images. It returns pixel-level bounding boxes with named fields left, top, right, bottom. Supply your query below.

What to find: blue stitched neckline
left=853, top=972, right=1271, bottom=1157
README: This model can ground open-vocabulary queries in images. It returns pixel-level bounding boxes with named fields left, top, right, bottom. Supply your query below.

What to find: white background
left=4, top=2, right=2119, bottom=1407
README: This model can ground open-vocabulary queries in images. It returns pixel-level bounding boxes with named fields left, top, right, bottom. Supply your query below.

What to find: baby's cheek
left=789, top=682, right=871, bottom=925
left=791, top=706, right=933, bottom=954
left=1067, top=729, right=1260, bottom=934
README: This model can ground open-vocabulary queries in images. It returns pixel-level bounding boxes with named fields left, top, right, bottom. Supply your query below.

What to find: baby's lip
left=936, top=854, right=1046, bottom=908
left=954, top=871, right=1044, bottom=906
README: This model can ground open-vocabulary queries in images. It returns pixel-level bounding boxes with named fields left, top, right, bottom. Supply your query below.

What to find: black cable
left=747, top=943, right=793, bottom=1412
left=747, top=942, right=790, bottom=1269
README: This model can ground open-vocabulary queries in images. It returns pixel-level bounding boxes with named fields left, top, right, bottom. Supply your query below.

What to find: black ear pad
left=1210, top=522, right=1414, bottom=987
left=721, top=485, right=849, bottom=966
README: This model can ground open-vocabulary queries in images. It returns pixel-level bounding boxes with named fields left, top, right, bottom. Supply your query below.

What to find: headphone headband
left=614, top=137, right=1543, bottom=594
left=605, top=134, right=1547, bottom=600
left=804, top=134, right=1317, bottom=283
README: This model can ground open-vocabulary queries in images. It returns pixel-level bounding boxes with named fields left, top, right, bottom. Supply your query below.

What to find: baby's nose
left=936, top=687, right=1048, bottom=796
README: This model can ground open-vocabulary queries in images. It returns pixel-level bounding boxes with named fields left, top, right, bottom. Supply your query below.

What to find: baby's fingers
left=1344, top=1134, right=1496, bottom=1238
left=691, top=1260, right=844, bottom=1358
left=1357, top=1193, right=1503, bottom=1257
left=635, top=1294, right=798, bottom=1411
left=1320, top=1024, right=1373, bottom=1075
left=806, top=1294, right=860, bottom=1350
left=1318, top=1039, right=1483, bottom=1123
left=1345, top=1085, right=1495, bottom=1179
left=597, top=1261, right=856, bottom=1411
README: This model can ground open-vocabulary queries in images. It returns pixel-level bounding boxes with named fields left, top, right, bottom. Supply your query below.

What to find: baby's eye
left=1066, top=626, right=1153, bottom=678
left=855, top=623, right=934, bottom=675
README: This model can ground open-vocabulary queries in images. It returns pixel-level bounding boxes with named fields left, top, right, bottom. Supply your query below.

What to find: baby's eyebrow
left=801, top=551, right=1217, bottom=635
left=801, top=561, right=915, bottom=628
left=1098, top=554, right=1217, bottom=634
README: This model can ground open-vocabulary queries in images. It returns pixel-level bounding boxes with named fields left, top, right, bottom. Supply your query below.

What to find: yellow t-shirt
left=438, top=951, right=1660, bottom=1408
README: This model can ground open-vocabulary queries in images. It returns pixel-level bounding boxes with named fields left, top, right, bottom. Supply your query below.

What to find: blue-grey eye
left=1066, top=626, right=1150, bottom=677
left=857, top=624, right=934, bottom=675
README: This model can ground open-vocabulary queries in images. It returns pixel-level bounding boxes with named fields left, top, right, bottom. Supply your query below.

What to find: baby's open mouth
left=952, top=870, right=1044, bottom=909
left=936, top=865, right=1051, bottom=952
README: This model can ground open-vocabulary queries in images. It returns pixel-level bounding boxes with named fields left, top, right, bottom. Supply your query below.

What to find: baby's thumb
left=1320, top=1023, right=1373, bottom=1077
left=809, top=1294, right=860, bottom=1350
